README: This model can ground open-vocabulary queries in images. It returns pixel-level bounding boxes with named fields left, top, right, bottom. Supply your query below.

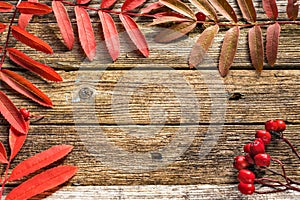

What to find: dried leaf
left=18, top=0, right=38, bottom=29
left=0, top=91, right=27, bottom=134
left=7, top=48, right=63, bottom=82
left=77, top=0, right=91, bottom=4
left=52, top=1, right=74, bottom=50
left=11, top=26, right=53, bottom=54
left=148, top=16, right=191, bottom=26
left=266, top=22, right=281, bottom=66
left=189, top=0, right=218, bottom=21
left=141, top=2, right=164, bottom=14
left=153, top=11, right=186, bottom=18
left=6, top=165, right=78, bottom=200
left=75, top=6, right=96, bottom=61
left=159, top=0, right=196, bottom=20
left=100, top=0, right=118, bottom=8
left=208, top=0, right=237, bottom=22
left=9, top=121, right=29, bottom=160
left=287, top=0, right=299, bottom=20
left=219, top=26, right=240, bottom=77
left=0, top=69, right=53, bottom=107
left=122, top=0, right=147, bottom=11
left=16, top=2, right=52, bottom=15
left=98, top=11, right=120, bottom=61
left=155, top=21, right=197, bottom=43
left=0, top=2, right=14, bottom=12
left=189, top=25, right=219, bottom=68
left=9, top=145, right=73, bottom=181
left=248, top=25, right=264, bottom=73
left=237, top=0, right=256, bottom=22
left=119, top=14, right=149, bottom=57
left=0, top=22, right=6, bottom=33
left=262, top=0, right=278, bottom=20
left=0, top=142, right=8, bottom=164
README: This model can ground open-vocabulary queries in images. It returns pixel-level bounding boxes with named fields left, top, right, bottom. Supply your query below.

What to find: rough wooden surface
left=1, top=0, right=300, bottom=199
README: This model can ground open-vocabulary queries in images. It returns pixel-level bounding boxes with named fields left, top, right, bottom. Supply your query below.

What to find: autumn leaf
left=18, top=0, right=38, bottom=29
left=141, top=2, right=164, bottom=14
left=189, top=25, right=219, bottom=68
left=0, top=22, right=6, bottom=33
left=119, top=14, right=149, bottom=57
left=219, top=26, right=240, bottom=77
left=16, top=2, right=52, bottom=15
left=98, top=11, right=120, bottom=61
left=0, top=91, right=27, bottom=134
left=189, top=0, right=218, bottom=21
left=7, top=48, right=63, bottom=82
left=0, top=142, right=8, bottom=164
left=0, top=69, right=53, bottom=107
left=248, top=25, right=264, bottom=74
left=237, top=0, right=256, bottom=22
left=52, top=1, right=74, bottom=50
left=287, top=0, right=299, bottom=20
left=0, top=2, right=14, bottom=12
left=159, top=0, right=196, bottom=20
left=9, top=121, right=29, bottom=160
left=262, top=0, right=278, bottom=20
left=155, top=21, right=197, bottom=43
left=100, top=0, right=118, bottom=8
left=11, top=26, right=53, bottom=54
left=208, top=0, right=237, bottom=22
left=266, top=22, right=281, bottom=66
left=6, top=165, right=78, bottom=200
left=75, top=6, right=96, bottom=61
left=77, top=0, right=91, bottom=4
left=122, top=0, right=147, bottom=11
left=148, top=16, right=191, bottom=26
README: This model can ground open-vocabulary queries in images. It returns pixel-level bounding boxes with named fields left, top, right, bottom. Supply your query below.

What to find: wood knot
left=79, top=87, right=94, bottom=100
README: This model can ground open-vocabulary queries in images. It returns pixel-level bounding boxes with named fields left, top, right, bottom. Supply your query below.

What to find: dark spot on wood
left=79, top=87, right=93, bottom=100
left=151, top=152, right=162, bottom=160
left=228, top=93, right=244, bottom=100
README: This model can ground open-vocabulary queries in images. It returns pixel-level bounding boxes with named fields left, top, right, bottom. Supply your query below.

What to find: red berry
left=254, top=153, right=271, bottom=167
left=19, top=108, right=30, bottom=120
left=250, top=138, right=265, bottom=156
left=238, top=182, right=255, bottom=195
left=275, top=119, right=286, bottom=132
left=195, top=12, right=206, bottom=21
left=233, top=156, right=250, bottom=170
left=265, top=120, right=278, bottom=132
left=255, top=130, right=271, bottom=145
left=238, top=169, right=256, bottom=184
left=244, top=143, right=251, bottom=153
left=245, top=153, right=255, bottom=165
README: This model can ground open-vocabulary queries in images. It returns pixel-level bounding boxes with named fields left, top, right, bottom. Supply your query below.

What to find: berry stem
left=271, top=158, right=289, bottom=184
left=281, top=136, right=300, bottom=160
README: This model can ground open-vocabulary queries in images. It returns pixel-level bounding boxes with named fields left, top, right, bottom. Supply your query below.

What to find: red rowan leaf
left=9, top=121, right=29, bottom=160
left=0, top=69, right=53, bottom=107
left=208, top=0, right=237, bottom=22
left=155, top=21, right=197, bottom=43
left=248, top=25, right=264, bottom=74
left=153, top=11, right=185, bottom=18
left=75, top=6, right=96, bottom=61
left=119, top=14, right=149, bottom=57
left=0, top=2, right=14, bottom=12
left=219, top=26, right=240, bottom=77
left=18, top=0, right=38, bottom=29
left=266, top=22, right=281, bottom=66
left=52, top=1, right=74, bottom=50
left=237, top=0, right=256, bottom=22
left=77, top=0, right=91, bottom=4
left=148, top=16, right=191, bottom=26
left=8, top=145, right=73, bottom=181
left=262, top=0, right=278, bottom=20
left=189, top=0, right=218, bottom=21
left=6, top=165, right=78, bottom=200
left=11, top=26, right=53, bottom=54
left=189, top=24, right=219, bottom=68
left=159, top=0, right=196, bottom=20
left=100, top=0, right=118, bottom=8
left=0, top=22, right=6, bottom=33
left=122, top=0, right=146, bottom=11
left=287, top=0, right=299, bottom=20
left=16, top=2, right=52, bottom=15
left=0, top=91, right=27, bottom=134
left=0, top=142, right=8, bottom=164
left=140, top=2, right=164, bottom=14
left=7, top=48, right=63, bottom=82
left=98, top=11, right=120, bottom=61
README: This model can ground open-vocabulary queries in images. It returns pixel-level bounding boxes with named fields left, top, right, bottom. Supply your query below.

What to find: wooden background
left=2, top=0, right=300, bottom=199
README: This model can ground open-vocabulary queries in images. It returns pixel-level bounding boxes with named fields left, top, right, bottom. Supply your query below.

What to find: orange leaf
left=0, top=22, right=6, bottom=33
left=8, top=145, right=73, bottom=181
left=122, top=0, right=147, bottom=11
left=189, top=0, right=218, bottom=21
left=18, top=0, right=38, bottom=29
left=52, top=1, right=74, bottom=50
left=0, top=91, right=27, bottom=134
left=9, top=121, right=29, bottom=161
left=11, top=26, right=53, bottom=54
left=266, top=22, right=281, bottom=66
left=16, top=2, right=52, bottom=15
left=100, top=0, right=118, bottom=8
left=189, top=25, right=219, bottom=68
left=7, top=48, right=62, bottom=82
left=0, top=2, right=14, bottom=12
left=119, top=14, right=149, bottom=57
left=140, top=2, right=164, bottom=14
left=75, top=6, right=96, bottom=61
left=287, top=0, right=299, bottom=20
left=6, top=165, right=78, bottom=200
left=237, top=0, right=256, bottom=22
left=98, top=11, right=120, bottom=61
left=77, top=0, right=91, bottom=4
left=159, top=0, right=196, bottom=20
left=248, top=25, right=264, bottom=74
left=0, top=69, right=53, bottom=107
left=219, top=26, right=240, bottom=77
left=0, top=142, right=8, bottom=164
left=262, top=0, right=278, bottom=20
left=208, top=0, right=237, bottom=22
left=155, top=21, right=197, bottom=43
left=148, top=16, right=190, bottom=26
